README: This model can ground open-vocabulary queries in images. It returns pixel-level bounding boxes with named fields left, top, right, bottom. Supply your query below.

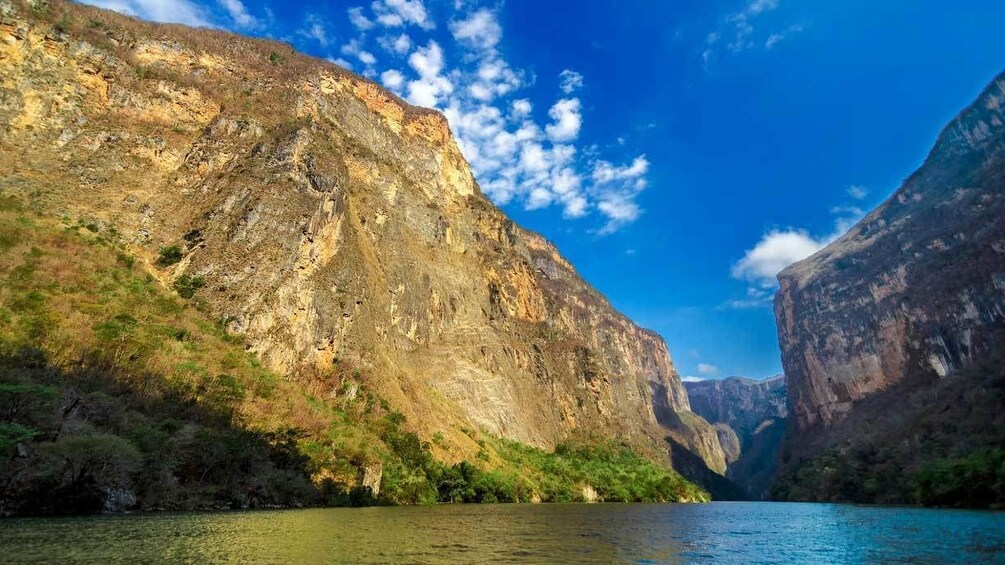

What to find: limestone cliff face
left=684, top=376, right=787, bottom=498
left=0, top=1, right=722, bottom=468
left=684, top=376, right=787, bottom=449
left=776, top=70, right=1005, bottom=430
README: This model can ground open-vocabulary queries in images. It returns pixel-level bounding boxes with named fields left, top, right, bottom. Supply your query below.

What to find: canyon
left=0, top=0, right=727, bottom=510
left=684, top=376, right=786, bottom=499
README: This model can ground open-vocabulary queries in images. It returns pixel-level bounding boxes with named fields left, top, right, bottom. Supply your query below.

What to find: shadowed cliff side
left=774, top=70, right=1005, bottom=507
left=684, top=376, right=787, bottom=499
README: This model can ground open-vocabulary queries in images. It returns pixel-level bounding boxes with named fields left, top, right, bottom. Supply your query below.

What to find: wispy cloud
left=80, top=0, right=213, bottom=27
left=558, top=70, right=584, bottom=94
left=698, top=363, right=719, bottom=375
left=847, top=185, right=868, bottom=200
left=703, top=0, right=804, bottom=67
left=300, top=13, right=331, bottom=47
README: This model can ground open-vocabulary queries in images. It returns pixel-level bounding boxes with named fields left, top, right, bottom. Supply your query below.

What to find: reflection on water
left=2, top=502, right=1005, bottom=563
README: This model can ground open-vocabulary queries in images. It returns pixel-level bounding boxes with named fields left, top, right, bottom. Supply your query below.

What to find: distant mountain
left=774, top=70, right=1005, bottom=507
left=684, top=376, right=787, bottom=499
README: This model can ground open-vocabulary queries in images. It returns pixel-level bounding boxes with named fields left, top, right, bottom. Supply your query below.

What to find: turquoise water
left=1, top=502, right=1004, bottom=563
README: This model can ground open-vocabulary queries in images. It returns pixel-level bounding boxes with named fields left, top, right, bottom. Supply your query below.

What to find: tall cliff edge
left=776, top=70, right=1005, bottom=430
left=773, top=70, right=1005, bottom=506
left=0, top=0, right=724, bottom=472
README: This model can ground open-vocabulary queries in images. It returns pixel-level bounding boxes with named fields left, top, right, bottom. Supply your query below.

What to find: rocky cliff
left=684, top=376, right=787, bottom=499
left=684, top=376, right=786, bottom=449
left=773, top=71, right=1005, bottom=506
left=777, top=71, right=1005, bottom=430
left=0, top=1, right=724, bottom=472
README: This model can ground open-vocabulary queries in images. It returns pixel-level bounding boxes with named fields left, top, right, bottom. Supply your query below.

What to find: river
left=2, top=502, right=1004, bottom=563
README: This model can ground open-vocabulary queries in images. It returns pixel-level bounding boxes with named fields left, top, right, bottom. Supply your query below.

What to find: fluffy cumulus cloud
left=327, top=2, right=649, bottom=233
left=380, top=69, right=405, bottom=90
left=347, top=6, right=374, bottom=31
left=378, top=33, right=412, bottom=55
left=302, top=14, right=331, bottom=47
left=372, top=0, right=434, bottom=30
left=731, top=229, right=827, bottom=286
left=449, top=8, right=502, bottom=50
left=545, top=98, right=582, bottom=142
left=217, top=0, right=257, bottom=29
left=729, top=197, right=866, bottom=306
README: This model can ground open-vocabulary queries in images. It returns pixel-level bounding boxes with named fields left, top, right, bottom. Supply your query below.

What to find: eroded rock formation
left=0, top=0, right=723, bottom=470
left=684, top=376, right=787, bottom=498
left=776, top=71, right=1005, bottom=430
left=773, top=71, right=1005, bottom=505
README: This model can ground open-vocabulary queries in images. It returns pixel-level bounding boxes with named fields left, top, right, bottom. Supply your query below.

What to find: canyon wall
left=776, top=71, right=1005, bottom=430
left=773, top=70, right=1005, bottom=505
left=685, top=376, right=787, bottom=499
left=0, top=0, right=724, bottom=470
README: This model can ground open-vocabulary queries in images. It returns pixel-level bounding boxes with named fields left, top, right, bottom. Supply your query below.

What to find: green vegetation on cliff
left=773, top=341, right=1005, bottom=509
left=0, top=197, right=706, bottom=515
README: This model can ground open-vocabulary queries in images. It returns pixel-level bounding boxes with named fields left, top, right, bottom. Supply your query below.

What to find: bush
left=155, top=246, right=183, bottom=267
left=173, top=275, right=205, bottom=299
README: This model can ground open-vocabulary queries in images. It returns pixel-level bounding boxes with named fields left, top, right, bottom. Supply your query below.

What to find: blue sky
left=85, top=0, right=1005, bottom=380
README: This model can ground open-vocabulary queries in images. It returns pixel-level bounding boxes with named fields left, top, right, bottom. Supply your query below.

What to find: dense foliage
left=0, top=197, right=706, bottom=515
left=774, top=341, right=1005, bottom=509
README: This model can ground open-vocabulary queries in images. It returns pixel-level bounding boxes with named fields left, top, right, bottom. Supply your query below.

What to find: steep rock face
left=0, top=1, right=723, bottom=469
left=684, top=376, right=787, bottom=498
left=776, top=71, right=1005, bottom=430
left=684, top=376, right=787, bottom=448
left=772, top=71, right=1005, bottom=505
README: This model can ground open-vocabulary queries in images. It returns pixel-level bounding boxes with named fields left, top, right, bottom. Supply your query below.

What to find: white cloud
left=704, top=0, right=801, bottom=63
left=372, top=0, right=434, bottom=30
left=322, top=5, right=652, bottom=233
left=732, top=229, right=826, bottom=287
left=408, top=39, right=444, bottom=77
left=302, top=14, right=330, bottom=47
left=450, top=9, right=502, bottom=50
left=218, top=0, right=257, bottom=28
left=558, top=70, right=584, bottom=94
left=381, top=69, right=405, bottom=91
left=378, top=33, right=413, bottom=55
left=342, top=39, right=377, bottom=68
left=698, top=363, right=719, bottom=375
left=729, top=198, right=866, bottom=304
left=406, top=41, right=454, bottom=107
left=682, top=376, right=706, bottom=383
left=545, top=98, right=582, bottom=142
left=747, top=0, right=780, bottom=16
left=348, top=6, right=374, bottom=30
left=592, top=155, right=649, bottom=184
left=765, top=24, right=804, bottom=49
left=80, top=0, right=212, bottom=27
left=511, top=99, right=532, bottom=118
left=329, top=57, right=354, bottom=70
left=847, top=185, right=868, bottom=199
left=590, top=156, right=649, bottom=234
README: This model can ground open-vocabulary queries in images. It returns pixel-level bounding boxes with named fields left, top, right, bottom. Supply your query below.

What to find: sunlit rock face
left=775, top=71, right=1005, bottom=430
left=0, top=1, right=723, bottom=468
